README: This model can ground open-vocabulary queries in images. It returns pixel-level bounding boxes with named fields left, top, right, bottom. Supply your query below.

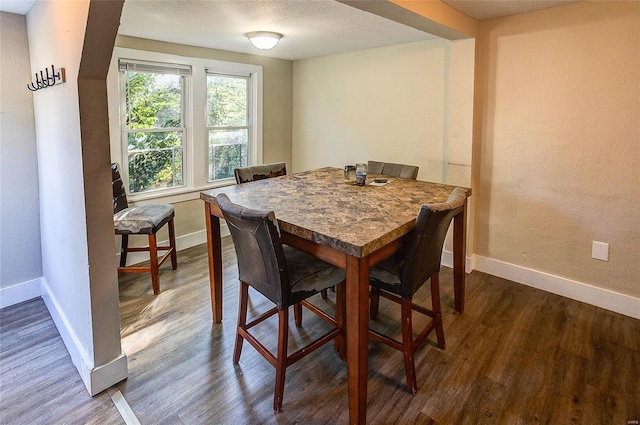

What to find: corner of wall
left=41, top=277, right=128, bottom=396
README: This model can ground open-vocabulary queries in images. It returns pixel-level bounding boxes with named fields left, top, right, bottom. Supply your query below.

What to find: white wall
left=293, top=39, right=455, bottom=182
left=26, top=0, right=126, bottom=395
left=0, top=12, right=42, bottom=306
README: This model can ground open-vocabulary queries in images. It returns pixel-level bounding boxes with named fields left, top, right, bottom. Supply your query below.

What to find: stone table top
left=201, top=167, right=471, bottom=258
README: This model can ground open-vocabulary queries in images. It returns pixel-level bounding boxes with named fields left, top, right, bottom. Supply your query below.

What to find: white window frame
left=107, top=47, right=263, bottom=204
left=118, top=59, right=190, bottom=195
left=205, top=70, right=253, bottom=183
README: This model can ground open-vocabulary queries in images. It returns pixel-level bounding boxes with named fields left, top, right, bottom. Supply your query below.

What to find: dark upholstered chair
left=216, top=193, right=346, bottom=411
left=112, top=163, right=177, bottom=295
left=367, top=160, right=419, bottom=180
left=368, top=188, right=467, bottom=395
left=233, top=162, right=287, bottom=184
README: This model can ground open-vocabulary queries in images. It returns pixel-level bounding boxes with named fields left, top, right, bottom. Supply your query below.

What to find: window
left=111, top=49, right=263, bottom=202
left=119, top=60, right=191, bottom=194
left=206, top=72, right=250, bottom=181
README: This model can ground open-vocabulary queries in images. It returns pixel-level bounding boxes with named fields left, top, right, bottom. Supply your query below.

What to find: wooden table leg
left=204, top=203, right=223, bottom=323
left=453, top=200, right=468, bottom=313
left=346, top=255, right=369, bottom=425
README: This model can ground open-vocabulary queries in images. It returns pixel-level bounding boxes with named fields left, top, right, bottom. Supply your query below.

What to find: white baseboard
left=473, top=255, right=640, bottom=320
left=41, top=277, right=128, bottom=396
left=441, top=249, right=474, bottom=272
left=0, top=277, right=43, bottom=308
left=85, top=352, right=128, bottom=396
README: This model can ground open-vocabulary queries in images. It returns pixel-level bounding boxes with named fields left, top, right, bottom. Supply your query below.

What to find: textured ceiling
left=1, top=0, right=582, bottom=61
left=442, top=0, right=581, bottom=21
left=118, top=0, right=437, bottom=61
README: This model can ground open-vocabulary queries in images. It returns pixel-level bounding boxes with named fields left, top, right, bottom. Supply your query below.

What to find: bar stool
left=112, top=163, right=177, bottom=295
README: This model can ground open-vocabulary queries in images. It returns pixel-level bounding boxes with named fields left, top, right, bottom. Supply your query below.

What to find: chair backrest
left=111, top=163, right=129, bottom=214
left=367, top=161, right=419, bottom=180
left=234, top=162, right=287, bottom=184
left=216, top=193, right=290, bottom=309
left=400, top=187, right=466, bottom=298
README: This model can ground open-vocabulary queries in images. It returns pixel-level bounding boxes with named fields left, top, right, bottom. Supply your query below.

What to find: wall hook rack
left=27, top=65, right=65, bottom=92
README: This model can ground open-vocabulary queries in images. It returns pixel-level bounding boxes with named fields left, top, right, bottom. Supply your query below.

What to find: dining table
left=200, top=167, right=471, bottom=424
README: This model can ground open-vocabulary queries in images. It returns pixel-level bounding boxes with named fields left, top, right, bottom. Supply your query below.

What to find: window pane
left=128, top=130, right=182, bottom=150
left=127, top=131, right=184, bottom=193
left=125, top=72, right=182, bottom=130
left=208, top=129, right=248, bottom=181
left=207, top=75, right=247, bottom=127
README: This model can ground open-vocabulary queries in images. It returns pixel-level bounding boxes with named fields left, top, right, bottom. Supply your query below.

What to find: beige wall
left=292, top=38, right=474, bottom=184
left=473, top=1, right=640, bottom=298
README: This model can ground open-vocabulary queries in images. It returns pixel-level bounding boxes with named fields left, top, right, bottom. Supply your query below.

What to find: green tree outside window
left=124, top=71, right=184, bottom=193
left=207, top=74, right=249, bottom=181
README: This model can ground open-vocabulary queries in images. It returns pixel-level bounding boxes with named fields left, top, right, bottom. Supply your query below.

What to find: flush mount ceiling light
left=247, top=31, right=282, bottom=50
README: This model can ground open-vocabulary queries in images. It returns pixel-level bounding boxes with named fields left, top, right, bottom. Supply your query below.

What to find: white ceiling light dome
left=247, top=31, right=283, bottom=50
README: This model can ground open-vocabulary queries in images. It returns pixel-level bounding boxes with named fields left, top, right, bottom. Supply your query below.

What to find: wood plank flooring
left=0, top=298, right=124, bottom=424
left=1, top=237, right=638, bottom=424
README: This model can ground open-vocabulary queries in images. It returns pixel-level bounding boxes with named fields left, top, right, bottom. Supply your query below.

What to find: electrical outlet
left=592, top=241, right=609, bottom=261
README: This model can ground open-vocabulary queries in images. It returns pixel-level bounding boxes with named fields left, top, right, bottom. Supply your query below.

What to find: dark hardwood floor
left=1, top=237, right=638, bottom=424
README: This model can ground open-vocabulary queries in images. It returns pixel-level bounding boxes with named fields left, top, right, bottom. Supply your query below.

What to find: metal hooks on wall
left=27, top=65, right=66, bottom=92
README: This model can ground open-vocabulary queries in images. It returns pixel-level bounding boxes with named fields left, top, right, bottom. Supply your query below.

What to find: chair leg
left=294, top=303, right=302, bottom=327
left=233, top=282, right=249, bottom=364
left=401, top=298, right=418, bottom=395
left=274, top=309, right=289, bottom=411
left=370, top=286, right=380, bottom=319
left=119, top=234, right=129, bottom=267
left=430, top=273, right=445, bottom=349
left=168, top=218, right=178, bottom=270
left=149, top=233, right=160, bottom=295
left=320, top=289, right=328, bottom=299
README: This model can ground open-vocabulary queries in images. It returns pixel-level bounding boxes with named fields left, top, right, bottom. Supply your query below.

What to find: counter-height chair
left=367, top=160, right=419, bottom=180
left=368, top=187, right=466, bottom=395
left=216, top=193, right=346, bottom=411
left=112, top=163, right=177, bottom=295
left=234, top=162, right=287, bottom=184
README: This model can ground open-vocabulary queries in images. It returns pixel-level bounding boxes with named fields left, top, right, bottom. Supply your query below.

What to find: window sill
left=129, top=179, right=236, bottom=205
